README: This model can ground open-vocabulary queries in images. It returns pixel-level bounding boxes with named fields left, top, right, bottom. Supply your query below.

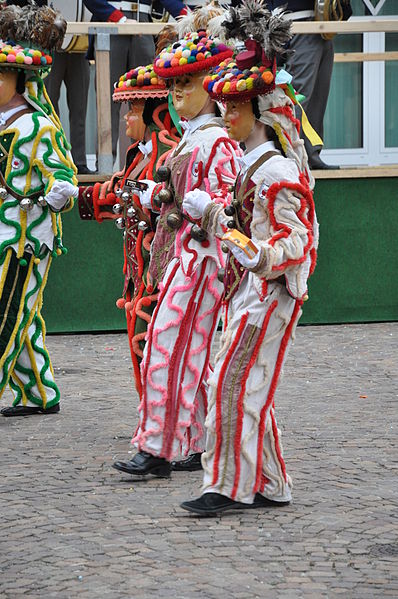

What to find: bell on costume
left=20, top=198, right=34, bottom=211
left=156, top=188, right=173, bottom=204
left=190, top=224, right=207, bottom=242
left=217, top=268, right=225, bottom=282
left=156, top=166, right=171, bottom=182
left=37, top=196, right=47, bottom=207
left=115, top=217, right=125, bottom=229
left=167, top=211, right=183, bottom=230
left=112, top=203, right=123, bottom=214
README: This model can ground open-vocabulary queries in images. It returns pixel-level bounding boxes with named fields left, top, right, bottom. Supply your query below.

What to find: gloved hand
left=138, top=179, right=158, bottom=209
left=183, top=189, right=212, bottom=220
left=223, top=239, right=262, bottom=270
left=45, top=180, right=78, bottom=211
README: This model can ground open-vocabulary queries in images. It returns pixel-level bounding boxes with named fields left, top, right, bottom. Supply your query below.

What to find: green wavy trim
left=0, top=198, right=22, bottom=255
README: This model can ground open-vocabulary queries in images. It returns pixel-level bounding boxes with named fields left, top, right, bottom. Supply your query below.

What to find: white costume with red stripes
left=132, top=114, right=240, bottom=460
left=200, top=141, right=318, bottom=504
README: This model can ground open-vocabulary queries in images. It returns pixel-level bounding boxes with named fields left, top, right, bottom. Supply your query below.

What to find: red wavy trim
left=212, top=312, right=249, bottom=486
left=253, top=300, right=301, bottom=494
left=139, top=261, right=180, bottom=436
left=231, top=300, right=278, bottom=499
left=270, top=408, right=287, bottom=483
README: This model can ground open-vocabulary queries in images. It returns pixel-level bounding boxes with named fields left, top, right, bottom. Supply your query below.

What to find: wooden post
left=91, top=28, right=116, bottom=175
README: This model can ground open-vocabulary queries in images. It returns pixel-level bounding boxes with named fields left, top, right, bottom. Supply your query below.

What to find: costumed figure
left=180, top=0, right=319, bottom=515
left=0, top=3, right=78, bottom=417
left=112, top=26, right=242, bottom=478
left=78, top=57, right=179, bottom=402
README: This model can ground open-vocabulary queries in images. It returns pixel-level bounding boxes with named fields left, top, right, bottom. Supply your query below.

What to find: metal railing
left=65, top=17, right=398, bottom=175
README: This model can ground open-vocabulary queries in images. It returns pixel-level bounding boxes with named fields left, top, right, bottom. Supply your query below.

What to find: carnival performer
left=0, top=3, right=78, bottom=417
left=180, top=0, right=319, bottom=514
left=78, top=57, right=179, bottom=402
left=112, top=28, right=241, bottom=478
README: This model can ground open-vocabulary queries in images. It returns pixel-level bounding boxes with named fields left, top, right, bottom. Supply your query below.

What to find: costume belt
left=109, top=1, right=151, bottom=14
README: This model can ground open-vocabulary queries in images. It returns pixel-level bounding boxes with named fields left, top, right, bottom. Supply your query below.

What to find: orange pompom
left=125, top=301, right=134, bottom=312
left=116, top=298, right=126, bottom=309
left=262, top=71, right=274, bottom=84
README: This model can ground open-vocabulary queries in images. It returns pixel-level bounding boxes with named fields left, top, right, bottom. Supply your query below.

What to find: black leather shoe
left=308, top=157, right=340, bottom=170
left=251, top=493, right=290, bottom=508
left=1, top=404, right=60, bottom=417
left=76, top=165, right=96, bottom=175
left=171, top=452, right=203, bottom=472
left=112, top=451, right=171, bottom=478
left=180, top=493, right=249, bottom=516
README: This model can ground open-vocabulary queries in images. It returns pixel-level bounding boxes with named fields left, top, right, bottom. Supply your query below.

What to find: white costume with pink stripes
left=200, top=141, right=318, bottom=504
left=133, top=114, right=240, bottom=460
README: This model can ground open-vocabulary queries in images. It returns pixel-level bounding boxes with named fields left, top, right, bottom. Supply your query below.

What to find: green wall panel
left=301, top=177, right=398, bottom=324
left=42, top=177, right=398, bottom=332
left=42, top=208, right=126, bottom=333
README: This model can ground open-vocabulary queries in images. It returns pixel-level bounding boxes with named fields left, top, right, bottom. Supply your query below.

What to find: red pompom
left=125, top=301, right=134, bottom=312
left=116, top=298, right=126, bottom=309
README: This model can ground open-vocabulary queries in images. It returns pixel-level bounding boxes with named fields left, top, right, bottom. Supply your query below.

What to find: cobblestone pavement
left=0, top=323, right=397, bottom=599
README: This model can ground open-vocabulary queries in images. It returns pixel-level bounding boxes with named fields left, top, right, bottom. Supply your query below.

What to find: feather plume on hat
left=176, top=0, right=228, bottom=37
left=0, top=1, right=66, bottom=52
left=221, top=0, right=292, bottom=62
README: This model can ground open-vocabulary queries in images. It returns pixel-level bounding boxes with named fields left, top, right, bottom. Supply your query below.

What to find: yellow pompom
left=56, top=248, right=62, bottom=256
left=34, top=258, right=41, bottom=265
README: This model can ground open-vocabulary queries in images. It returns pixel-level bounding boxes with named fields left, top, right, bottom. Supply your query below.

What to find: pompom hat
left=205, top=0, right=291, bottom=102
left=153, top=30, right=233, bottom=79
left=0, top=3, right=66, bottom=73
left=0, top=42, right=53, bottom=71
left=113, top=64, right=168, bottom=102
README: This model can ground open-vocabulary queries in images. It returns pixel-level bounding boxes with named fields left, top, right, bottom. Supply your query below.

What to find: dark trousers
left=285, top=33, right=334, bottom=163
left=108, top=12, right=155, bottom=158
left=46, top=51, right=90, bottom=167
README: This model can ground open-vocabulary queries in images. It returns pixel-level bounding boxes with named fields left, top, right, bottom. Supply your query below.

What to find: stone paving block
left=0, top=323, right=397, bottom=598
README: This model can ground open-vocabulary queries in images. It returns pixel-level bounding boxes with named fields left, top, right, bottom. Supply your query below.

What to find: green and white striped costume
left=0, top=77, right=77, bottom=409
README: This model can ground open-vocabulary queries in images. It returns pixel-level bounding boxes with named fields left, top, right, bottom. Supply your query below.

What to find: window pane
left=385, top=33, right=398, bottom=148
left=378, top=0, right=398, bottom=16
left=324, top=35, right=363, bottom=149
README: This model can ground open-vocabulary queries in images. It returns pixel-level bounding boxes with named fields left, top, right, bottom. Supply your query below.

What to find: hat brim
left=112, top=87, right=168, bottom=102
left=208, top=86, right=275, bottom=103
left=154, top=49, right=233, bottom=79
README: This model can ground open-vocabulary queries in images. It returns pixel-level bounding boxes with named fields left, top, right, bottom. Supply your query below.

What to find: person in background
left=266, top=0, right=352, bottom=170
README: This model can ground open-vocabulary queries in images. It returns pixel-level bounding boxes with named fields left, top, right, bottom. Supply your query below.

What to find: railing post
left=90, top=27, right=118, bottom=175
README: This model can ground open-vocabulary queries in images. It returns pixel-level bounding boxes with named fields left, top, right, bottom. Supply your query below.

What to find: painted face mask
left=224, top=101, right=255, bottom=142
left=172, top=72, right=209, bottom=120
left=125, top=99, right=146, bottom=141
left=0, top=70, right=18, bottom=108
